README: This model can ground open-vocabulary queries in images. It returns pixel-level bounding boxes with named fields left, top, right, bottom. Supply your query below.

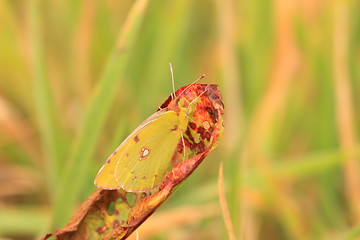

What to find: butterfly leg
left=181, top=131, right=186, bottom=161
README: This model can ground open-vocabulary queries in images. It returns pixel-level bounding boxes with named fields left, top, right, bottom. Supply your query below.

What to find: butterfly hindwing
left=115, top=110, right=188, bottom=191
left=94, top=109, right=188, bottom=192
left=94, top=110, right=169, bottom=189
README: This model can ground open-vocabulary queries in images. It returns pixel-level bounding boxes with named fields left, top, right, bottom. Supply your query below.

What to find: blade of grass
left=52, top=0, right=149, bottom=229
left=333, top=0, right=360, bottom=223
left=273, top=149, right=345, bottom=179
left=246, top=148, right=350, bottom=184
left=218, top=162, right=237, bottom=240
left=71, top=0, right=96, bottom=105
left=214, top=0, right=243, bottom=237
left=27, top=0, right=63, bottom=197
left=243, top=0, right=304, bottom=237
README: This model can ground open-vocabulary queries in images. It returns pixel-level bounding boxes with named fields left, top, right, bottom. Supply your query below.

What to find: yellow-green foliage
left=0, top=0, right=360, bottom=239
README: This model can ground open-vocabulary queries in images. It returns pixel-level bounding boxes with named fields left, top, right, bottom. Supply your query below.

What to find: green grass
left=0, top=0, right=359, bottom=239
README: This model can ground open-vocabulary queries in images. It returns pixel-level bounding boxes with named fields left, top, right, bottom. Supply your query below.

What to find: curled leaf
left=43, top=83, right=224, bottom=240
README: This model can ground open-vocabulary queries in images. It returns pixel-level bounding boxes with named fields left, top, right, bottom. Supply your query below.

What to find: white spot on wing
left=140, top=147, right=150, bottom=160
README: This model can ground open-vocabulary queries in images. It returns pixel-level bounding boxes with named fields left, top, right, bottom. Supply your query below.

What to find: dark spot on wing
left=134, top=135, right=140, bottom=143
left=106, top=159, right=111, bottom=164
left=171, top=124, right=178, bottom=131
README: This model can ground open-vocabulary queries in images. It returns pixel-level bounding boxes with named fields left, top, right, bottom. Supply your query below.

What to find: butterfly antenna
left=169, top=63, right=176, bottom=99
left=188, top=88, right=207, bottom=107
left=178, top=74, right=205, bottom=97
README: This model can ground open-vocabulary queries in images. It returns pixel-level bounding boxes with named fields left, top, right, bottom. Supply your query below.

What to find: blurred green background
left=1, top=0, right=360, bottom=239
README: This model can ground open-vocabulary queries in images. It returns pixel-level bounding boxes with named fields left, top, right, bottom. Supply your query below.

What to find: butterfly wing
left=94, top=109, right=187, bottom=192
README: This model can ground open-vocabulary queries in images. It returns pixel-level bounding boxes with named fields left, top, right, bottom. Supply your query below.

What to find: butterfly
left=94, top=76, right=223, bottom=192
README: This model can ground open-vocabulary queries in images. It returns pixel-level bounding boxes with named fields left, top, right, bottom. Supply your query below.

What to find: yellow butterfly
left=94, top=80, right=208, bottom=192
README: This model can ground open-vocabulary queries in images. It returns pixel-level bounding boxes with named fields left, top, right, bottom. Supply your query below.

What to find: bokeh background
left=1, top=0, right=360, bottom=239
